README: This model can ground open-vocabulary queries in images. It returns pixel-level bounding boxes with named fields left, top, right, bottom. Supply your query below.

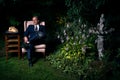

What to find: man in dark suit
left=24, top=16, right=46, bottom=67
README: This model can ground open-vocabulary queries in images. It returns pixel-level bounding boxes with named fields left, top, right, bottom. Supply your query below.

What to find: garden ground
left=0, top=56, right=78, bottom=80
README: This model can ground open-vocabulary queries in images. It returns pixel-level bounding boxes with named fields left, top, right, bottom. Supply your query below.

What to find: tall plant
left=47, top=1, right=97, bottom=76
left=9, top=17, right=20, bottom=26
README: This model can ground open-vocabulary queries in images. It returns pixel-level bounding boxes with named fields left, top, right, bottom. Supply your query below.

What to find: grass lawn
left=0, top=35, right=78, bottom=80
left=0, top=56, right=78, bottom=80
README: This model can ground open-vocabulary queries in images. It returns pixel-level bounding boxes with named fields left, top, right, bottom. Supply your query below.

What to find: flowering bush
left=47, top=18, right=97, bottom=76
left=46, top=0, right=120, bottom=79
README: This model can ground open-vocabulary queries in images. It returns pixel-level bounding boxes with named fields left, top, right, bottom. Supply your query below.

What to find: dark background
left=0, top=0, right=66, bottom=37
left=0, top=0, right=120, bottom=52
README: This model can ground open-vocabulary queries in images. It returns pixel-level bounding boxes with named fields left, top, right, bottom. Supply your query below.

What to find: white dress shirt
left=34, top=25, right=39, bottom=31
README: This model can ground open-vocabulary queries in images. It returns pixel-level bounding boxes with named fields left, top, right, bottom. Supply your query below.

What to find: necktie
left=35, top=25, right=39, bottom=31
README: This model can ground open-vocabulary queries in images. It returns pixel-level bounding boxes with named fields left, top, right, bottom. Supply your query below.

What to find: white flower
left=57, top=35, right=60, bottom=38
left=76, top=36, right=78, bottom=40
left=64, top=33, right=67, bottom=36
left=65, top=48, right=69, bottom=51
left=73, top=42, right=76, bottom=45
left=105, top=31, right=108, bottom=34
left=66, top=36, right=69, bottom=41
left=63, top=30, right=67, bottom=35
left=63, top=30, right=66, bottom=33
left=83, top=24, right=86, bottom=28
left=61, top=39, right=64, bottom=43
left=81, top=24, right=84, bottom=28
left=66, top=23, right=69, bottom=28
left=82, top=46, right=86, bottom=53
left=78, top=18, right=81, bottom=23
left=82, top=34, right=85, bottom=38
left=78, top=31, right=81, bottom=34
left=89, top=29, right=92, bottom=33
left=71, top=37, right=74, bottom=40
left=83, top=30, right=85, bottom=32
left=86, top=34, right=90, bottom=38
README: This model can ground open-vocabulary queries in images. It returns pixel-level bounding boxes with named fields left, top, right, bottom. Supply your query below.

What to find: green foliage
left=47, top=16, right=96, bottom=77
left=0, top=57, right=77, bottom=80
left=65, top=0, right=106, bottom=24
left=9, top=17, right=20, bottom=26
left=47, top=0, right=99, bottom=78
left=47, top=0, right=120, bottom=80
left=48, top=47, right=120, bottom=80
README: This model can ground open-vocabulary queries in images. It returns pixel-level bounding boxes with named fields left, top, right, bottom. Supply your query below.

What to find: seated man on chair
left=24, top=16, right=46, bottom=67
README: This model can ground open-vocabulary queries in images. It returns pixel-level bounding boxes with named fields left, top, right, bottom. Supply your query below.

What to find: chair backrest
left=24, top=21, right=45, bottom=32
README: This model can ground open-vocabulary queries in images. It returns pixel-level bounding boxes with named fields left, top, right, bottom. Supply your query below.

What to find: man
left=24, top=16, right=46, bottom=67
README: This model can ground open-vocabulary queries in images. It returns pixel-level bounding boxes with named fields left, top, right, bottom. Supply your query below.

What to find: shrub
left=47, top=0, right=120, bottom=79
left=47, top=17, right=97, bottom=77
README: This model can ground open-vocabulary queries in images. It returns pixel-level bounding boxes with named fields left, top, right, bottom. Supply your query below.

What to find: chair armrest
left=35, top=49, right=45, bottom=53
left=34, top=44, right=46, bottom=49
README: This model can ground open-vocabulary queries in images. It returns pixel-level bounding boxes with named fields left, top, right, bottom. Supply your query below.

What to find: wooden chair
left=21, top=21, right=46, bottom=58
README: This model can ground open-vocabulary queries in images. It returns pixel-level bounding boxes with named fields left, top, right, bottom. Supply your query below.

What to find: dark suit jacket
left=24, top=25, right=46, bottom=41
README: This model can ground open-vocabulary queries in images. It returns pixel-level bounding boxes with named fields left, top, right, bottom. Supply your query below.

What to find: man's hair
left=32, top=16, right=39, bottom=20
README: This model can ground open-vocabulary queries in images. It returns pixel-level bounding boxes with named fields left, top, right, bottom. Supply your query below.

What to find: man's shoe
left=28, top=59, right=33, bottom=67
left=29, top=63, right=33, bottom=67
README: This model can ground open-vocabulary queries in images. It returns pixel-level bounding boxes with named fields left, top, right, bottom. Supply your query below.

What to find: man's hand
left=24, top=36, right=29, bottom=43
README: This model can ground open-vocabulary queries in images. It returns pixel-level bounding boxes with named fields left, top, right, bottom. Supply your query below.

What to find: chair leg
left=18, top=35, right=20, bottom=59
left=5, top=45, right=8, bottom=61
left=22, top=52, right=25, bottom=59
left=6, top=51, right=8, bottom=61
left=18, top=51, right=20, bottom=59
left=43, top=52, right=45, bottom=58
left=5, top=36, right=8, bottom=61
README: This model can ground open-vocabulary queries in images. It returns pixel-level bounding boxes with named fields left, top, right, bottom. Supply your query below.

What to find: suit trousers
left=27, top=43, right=34, bottom=60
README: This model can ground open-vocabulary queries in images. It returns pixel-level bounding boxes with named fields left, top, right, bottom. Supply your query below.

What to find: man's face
left=32, top=17, right=39, bottom=25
